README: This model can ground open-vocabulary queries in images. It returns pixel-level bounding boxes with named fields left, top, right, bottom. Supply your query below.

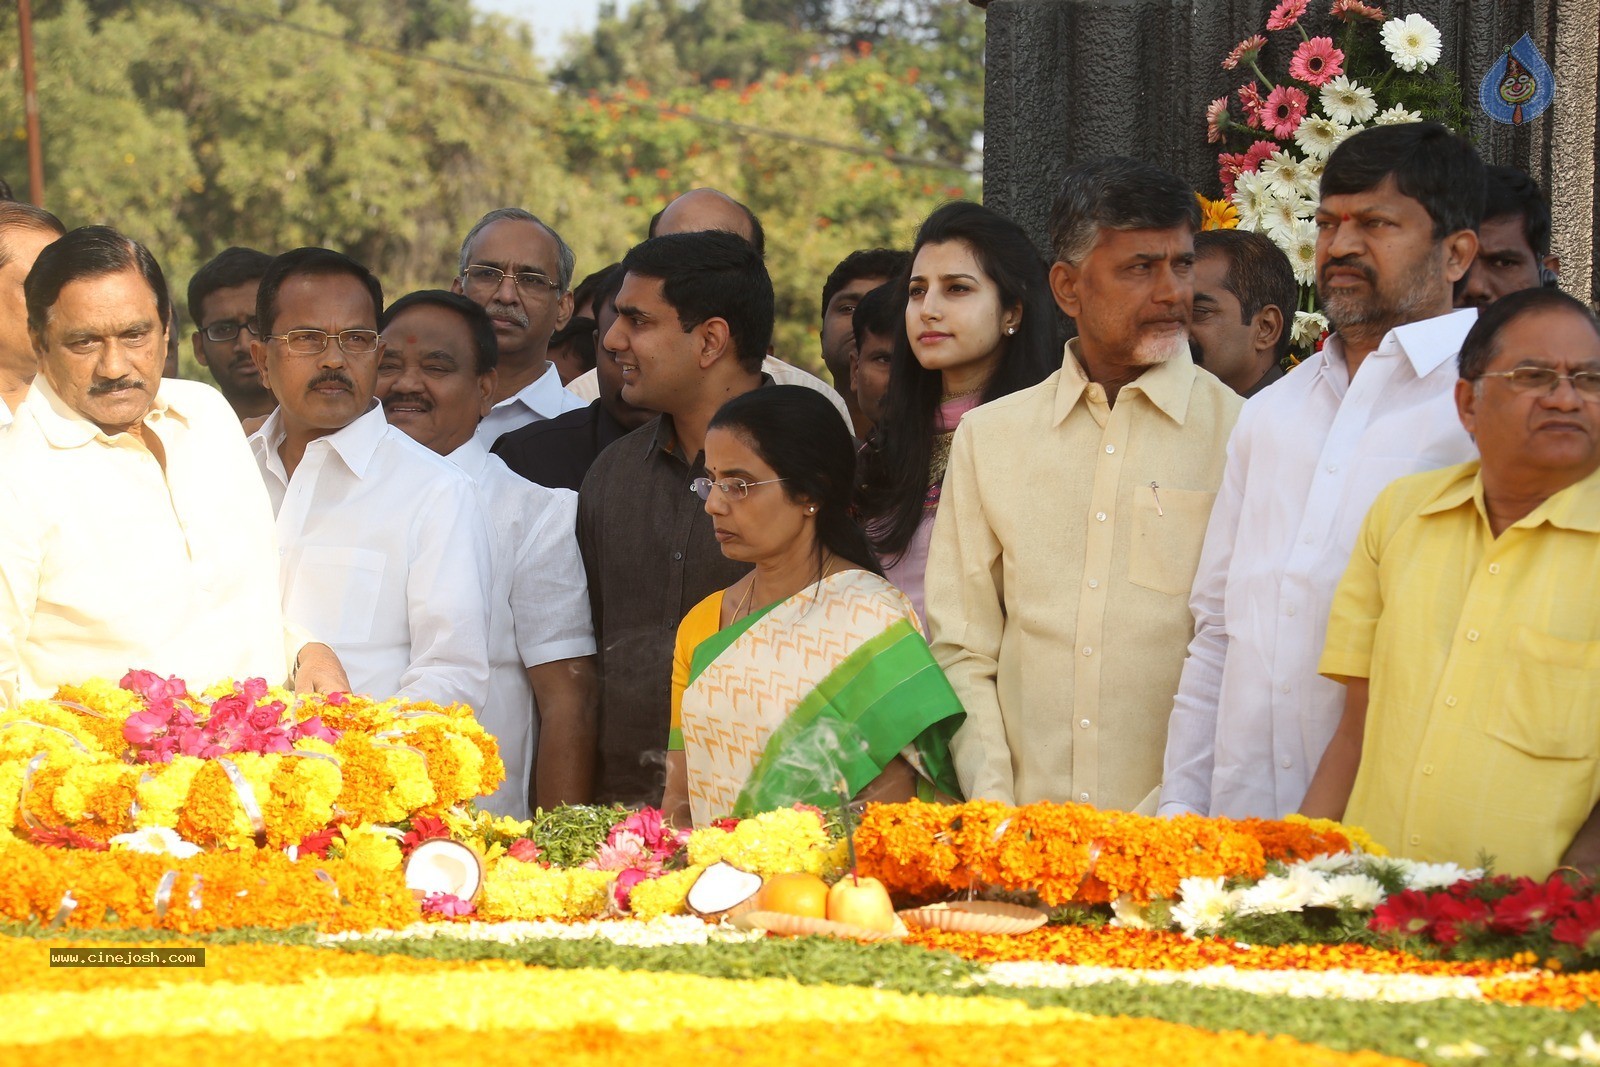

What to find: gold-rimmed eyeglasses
left=1474, top=365, right=1600, bottom=399
left=690, top=476, right=786, bottom=501
left=265, top=328, right=381, bottom=356
left=460, top=264, right=561, bottom=296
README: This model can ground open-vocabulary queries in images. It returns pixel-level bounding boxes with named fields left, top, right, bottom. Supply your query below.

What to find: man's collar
left=26, top=375, right=182, bottom=449
left=252, top=400, right=388, bottom=479
left=1052, top=338, right=1197, bottom=426
left=1324, top=307, right=1478, bottom=379
left=1418, top=460, right=1600, bottom=534
left=446, top=435, right=490, bottom=480
left=492, top=362, right=568, bottom=419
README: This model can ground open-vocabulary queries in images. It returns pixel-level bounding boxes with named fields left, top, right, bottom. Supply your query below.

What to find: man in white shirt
left=1160, top=122, right=1486, bottom=820
left=452, top=208, right=587, bottom=448
left=0, top=226, right=345, bottom=704
left=248, top=248, right=494, bottom=709
left=0, top=202, right=65, bottom=430
left=377, top=289, right=599, bottom=817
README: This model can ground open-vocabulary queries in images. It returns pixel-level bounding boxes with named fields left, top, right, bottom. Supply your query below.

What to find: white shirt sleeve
left=0, top=481, right=39, bottom=708
left=512, top=488, right=597, bottom=668
left=1158, top=406, right=1251, bottom=817
left=396, top=475, right=495, bottom=710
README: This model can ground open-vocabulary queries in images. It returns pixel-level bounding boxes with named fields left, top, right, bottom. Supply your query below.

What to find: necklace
left=732, top=575, right=757, bottom=620
left=732, top=552, right=837, bottom=622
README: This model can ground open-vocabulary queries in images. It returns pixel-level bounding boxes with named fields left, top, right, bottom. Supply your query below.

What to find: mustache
left=1320, top=255, right=1376, bottom=285
left=308, top=370, right=354, bottom=392
left=484, top=301, right=530, bottom=328
left=381, top=391, right=431, bottom=412
left=89, top=377, right=144, bottom=395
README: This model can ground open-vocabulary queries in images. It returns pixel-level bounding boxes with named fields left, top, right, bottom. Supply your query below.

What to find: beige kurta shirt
left=926, top=342, right=1242, bottom=810
left=0, top=378, right=296, bottom=706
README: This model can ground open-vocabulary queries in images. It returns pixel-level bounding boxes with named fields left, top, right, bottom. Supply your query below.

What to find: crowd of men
left=0, top=120, right=1594, bottom=876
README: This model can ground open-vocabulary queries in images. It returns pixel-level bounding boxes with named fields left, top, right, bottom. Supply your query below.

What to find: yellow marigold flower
left=627, top=865, right=702, bottom=919
left=478, top=863, right=613, bottom=921
left=337, top=822, right=405, bottom=872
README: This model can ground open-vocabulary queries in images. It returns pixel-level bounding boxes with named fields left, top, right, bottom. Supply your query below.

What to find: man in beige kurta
left=926, top=158, right=1243, bottom=811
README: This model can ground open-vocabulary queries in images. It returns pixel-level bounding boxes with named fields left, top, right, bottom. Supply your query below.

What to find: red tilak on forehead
left=1342, top=214, right=1353, bottom=222
left=404, top=335, right=418, bottom=345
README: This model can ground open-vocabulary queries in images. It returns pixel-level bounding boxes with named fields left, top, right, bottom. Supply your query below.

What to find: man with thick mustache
left=1161, top=123, right=1483, bottom=821
left=451, top=208, right=586, bottom=448
left=248, top=248, right=494, bottom=708
left=925, top=159, right=1241, bottom=811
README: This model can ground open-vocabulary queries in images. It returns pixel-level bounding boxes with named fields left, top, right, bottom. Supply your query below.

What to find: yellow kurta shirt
left=926, top=343, right=1242, bottom=809
left=1321, top=461, right=1600, bottom=877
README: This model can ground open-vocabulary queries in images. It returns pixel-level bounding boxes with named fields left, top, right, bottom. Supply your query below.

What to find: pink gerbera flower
left=1259, top=84, right=1311, bottom=139
left=1242, top=139, right=1279, bottom=172
left=1237, top=81, right=1266, bottom=129
left=1289, top=37, right=1345, bottom=87
left=1330, top=0, right=1386, bottom=22
left=1267, top=0, right=1309, bottom=31
left=1217, top=152, right=1248, bottom=198
left=1205, top=97, right=1230, bottom=143
left=1222, top=34, right=1267, bottom=71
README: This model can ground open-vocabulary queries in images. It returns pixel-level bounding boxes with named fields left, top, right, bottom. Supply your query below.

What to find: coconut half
left=686, top=861, right=763, bottom=920
left=404, top=839, right=485, bottom=902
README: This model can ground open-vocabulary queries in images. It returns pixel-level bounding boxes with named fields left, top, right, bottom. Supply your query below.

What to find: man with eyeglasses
left=248, top=247, right=494, bottom=709
left=188, top=246, right=276, bottom=423
left=1301, top=289, right=1600, bottom=878
left=0, top=227, right=347, bottom=704
left=451, top=208, right=587, bottom=449
left=577, top=230, right=773, bottom=806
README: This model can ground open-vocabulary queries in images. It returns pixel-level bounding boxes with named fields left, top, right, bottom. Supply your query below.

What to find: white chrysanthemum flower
left=1171, top=876, right=1241, bottom=937
left=110, top=825, right=203, bottom=859
left=1297, top=851, right=1362, bottom=875
left=1312, top=872, right=1387, bottom=910
left=1231, top=170, right=1277, bottom=231
left=1292, top=310, right=1329, bottom=348
left=1294, top=117, right=1348, bottom=160
left=1281, top=222, right=1320, bottom=287
left=1236, top=868, right=1320, bottom=916
left=1401, top=860, right=1482, bottom=890
left=1319, top=76, right=1378, bottom=125
left=1374, top=104, right=1425, bottom=125
left=1381, top=14, right=1443, bottom=72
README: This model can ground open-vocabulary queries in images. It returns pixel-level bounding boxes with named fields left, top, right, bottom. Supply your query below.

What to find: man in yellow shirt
left=1304, top=288, right=1600, bottom=877
left=925, top=159, right=1242, bottom=811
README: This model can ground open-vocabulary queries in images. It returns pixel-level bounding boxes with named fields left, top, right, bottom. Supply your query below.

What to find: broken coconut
left=404, top=838, right=485, bottom=902
left=686, top=861, right=763, bottom=921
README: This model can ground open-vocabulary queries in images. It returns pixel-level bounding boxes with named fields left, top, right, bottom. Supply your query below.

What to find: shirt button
left=1466, top=629, right=1479, bottom=642
left=1422, top=764, right=1434, bottom=775
left=1409, top=834, right=1421, bottom=846
left=1104, top=444, right=1115, bottom=454
left=1280, top=683, right=1291, bottom=695
left=1326, top=464, right=1339, bottom=474
left=1488, top=563, right=1500, bottom=575
left=1095, top=511, right=1107, bottom=522
left=1078, top=792, right=1090, bottom=803
left=1079, top=719, right=1090, bottom=729
left=1082, top=646, right=1093, bottom=656
left=673, top=551, right=683, bottom=561
left=1303, top=533, right=1314, bottom=544
left=1445, top=695, right=1458, bottom=707
left=1280, top=758, right=1292, bottom=769
left=1087, top=579, right=1100, bottom=589
left=1285, top=605, right=1296, bottom=616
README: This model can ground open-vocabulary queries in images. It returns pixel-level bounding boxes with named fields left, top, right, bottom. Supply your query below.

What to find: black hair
left=1048, top=156, right=1201, bottom=264
left=186, top=246, right=272, bottom=326
left=851, top=282, right=900, bottom=349
left=708, top=385, right=881, bottom=576
left=859, top=200, right=1062, bottom=560
left=379, top=288, right=499, bottom=375
left=1194, top=229, right=1298, bottom=362
left=571, top=263, right=621, bottom=316
left=547, top=315, right=597, bottom=373
left=647, top=190, right=766, bottom=256
left=820, top=248, right=911, bottom=320
left=1320, top=122, right=1486, bottom=239
left=0, top=201, right=64, bottom=269
left=617, top=231, right=774, bottom=373
left=1457, top=287, right=1600, bottom=380
left=25, top=225, right=169, bottom=337
left=1483, top=164, right=1552, bottom=257
left=255, top=247, right=383, bottom=336
left=590, top=261, right=627, bottom=322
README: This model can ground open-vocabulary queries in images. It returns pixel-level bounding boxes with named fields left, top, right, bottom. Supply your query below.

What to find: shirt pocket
left=285, top=546, right=386, bottom=646
left=1127, top=487, right=1217, bottom=597
left=1485, top=625, right=1600, bottom=760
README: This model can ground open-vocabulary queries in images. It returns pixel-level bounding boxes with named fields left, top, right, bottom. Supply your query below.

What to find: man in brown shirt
left=577, top=231, right=774, bottom=805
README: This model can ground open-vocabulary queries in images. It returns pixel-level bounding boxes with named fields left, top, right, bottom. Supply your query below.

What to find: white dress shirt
left=0, top=401, right=12, bottom=430
left=251, top=403, right=494, bottom=709
left=0, top=378, right=293, bottom=705
left=1159, top=309, right=1478, bottom=820
left=448, top=438, right=596, bottom=820
left=565, top=355, right=854, bottom=430
left=474, top=361, right=587, bottom=449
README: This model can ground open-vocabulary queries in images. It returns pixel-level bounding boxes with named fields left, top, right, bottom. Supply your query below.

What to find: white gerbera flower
left=1381, top=14, right=1443, bottom=72
left=1231, top=170, right=1277, bottom=231
left=1292, top=310, right=1329, bottom=348
left=1236, top=869, right=1320, bottom=916
left=1312, top=872, right=1387, bottom=910
left=1282, top=221, right=1320, bottom=287
left=1374, top=104, right=1425, bottom=125
left=1401, top=860, right=1482, bottom=890
left=110, top=825, right=203, bottom=859
left=1110, top=893, right=1154, bottom=929
left=1261, top=192, right=1315, bottom=243
left=1294, top=117, right=1348, bottom=160
left=1298, top=851, right=1362, bottom=875
left=1258, top=150, right=1319, bottom=201
left=1171, top=876, right=1240, bottom=937
left=1319, top=76, right=1378, bottom=125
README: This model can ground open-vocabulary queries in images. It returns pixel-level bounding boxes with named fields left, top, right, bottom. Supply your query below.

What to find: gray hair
left=1046, top=157, right=1200, bottom=264
left=457, top=207, right=576, bottom=291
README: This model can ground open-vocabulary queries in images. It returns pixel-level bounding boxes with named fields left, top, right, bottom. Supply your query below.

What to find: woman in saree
left=662, top=386, right=965, bottom=827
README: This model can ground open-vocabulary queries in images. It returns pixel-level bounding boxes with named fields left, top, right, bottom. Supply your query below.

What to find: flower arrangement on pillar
left=1204, top=1, right=1467, bottom=359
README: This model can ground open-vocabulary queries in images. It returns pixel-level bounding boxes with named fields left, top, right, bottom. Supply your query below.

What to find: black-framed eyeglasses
left=1474, top=366, right=1600, bottom=398
left=690, top=476, right=786, bottom=501
left=460, top=264, right=561, bottom=295
left=265, top=328, right=381, bottom=357
left=201, top=319, right=259, bottom=343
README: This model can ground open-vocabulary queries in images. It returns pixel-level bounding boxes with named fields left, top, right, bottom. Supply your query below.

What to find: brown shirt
left=577, top=414, right=751, bottom=804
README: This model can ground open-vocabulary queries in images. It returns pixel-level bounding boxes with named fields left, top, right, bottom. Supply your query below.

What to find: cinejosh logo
left=49, top=948, right=205, bottom=968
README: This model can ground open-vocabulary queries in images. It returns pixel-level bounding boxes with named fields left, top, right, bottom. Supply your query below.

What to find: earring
left=806, top=506, right=817, bottom=514
left=1005, top=326, right=1017, bottom=336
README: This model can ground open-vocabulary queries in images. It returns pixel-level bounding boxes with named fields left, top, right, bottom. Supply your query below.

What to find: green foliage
left=527, top=804, right=630, bottom=868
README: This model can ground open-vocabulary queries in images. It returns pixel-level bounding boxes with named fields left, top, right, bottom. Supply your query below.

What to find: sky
left=475, top=0, right=629, bottom=63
